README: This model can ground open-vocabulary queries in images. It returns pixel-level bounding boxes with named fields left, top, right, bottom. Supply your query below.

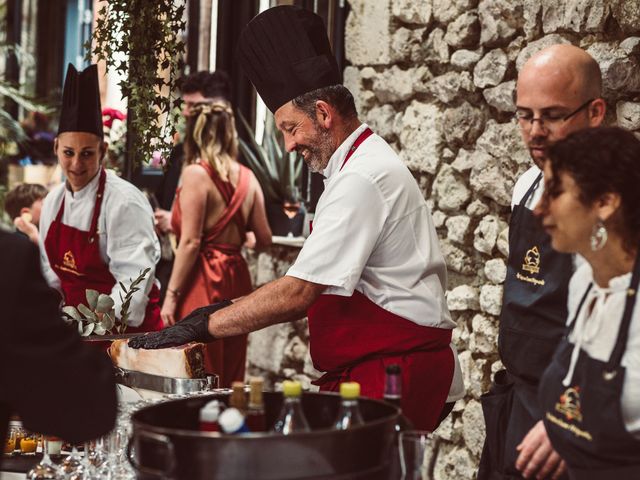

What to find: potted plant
left=238, top=111, right=306, bottom=237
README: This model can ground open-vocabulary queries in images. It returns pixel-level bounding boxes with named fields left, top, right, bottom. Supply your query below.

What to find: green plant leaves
left=96, top=294, right=115, bottom=313
left=88, top=0, right=186, bottom=169
left=62, top=306, right=82, bottom=321
left=86, top=289, right=99, bottom=310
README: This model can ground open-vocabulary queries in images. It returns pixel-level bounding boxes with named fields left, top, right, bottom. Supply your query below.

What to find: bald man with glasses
left=478, top=45, right=606, bottom=480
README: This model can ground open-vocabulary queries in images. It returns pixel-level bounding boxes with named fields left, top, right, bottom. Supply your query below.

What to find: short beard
left=299, top=122, right=334, bottom=173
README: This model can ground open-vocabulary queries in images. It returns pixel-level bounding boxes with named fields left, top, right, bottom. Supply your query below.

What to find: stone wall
left=244, top=1, right=640, bottom=479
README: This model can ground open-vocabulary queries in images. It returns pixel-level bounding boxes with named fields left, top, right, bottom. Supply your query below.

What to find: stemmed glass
left=59, top=444, right=84, bottom=478
left=26, top=437, right=61, bottom=479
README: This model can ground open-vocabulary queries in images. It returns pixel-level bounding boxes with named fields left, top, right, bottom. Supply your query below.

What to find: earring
left=590, top=219, right=608, bottom=251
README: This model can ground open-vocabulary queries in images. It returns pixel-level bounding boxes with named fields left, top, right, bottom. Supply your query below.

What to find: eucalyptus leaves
left=62, top=268, right=150, bottom=336
left=87, top=0, right=186, bottom=169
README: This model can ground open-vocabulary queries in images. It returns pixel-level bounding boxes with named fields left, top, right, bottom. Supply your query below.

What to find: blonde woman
left=161, top=101, right=271, bottom=386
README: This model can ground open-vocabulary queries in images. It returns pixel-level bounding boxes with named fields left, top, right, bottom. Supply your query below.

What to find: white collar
left=66, top=169, right=102, bottom=200
left=322, top=123, right=369, bottom=179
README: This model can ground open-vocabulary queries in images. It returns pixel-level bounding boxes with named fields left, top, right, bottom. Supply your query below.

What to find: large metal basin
left=129, top=391, right=399, bottom=479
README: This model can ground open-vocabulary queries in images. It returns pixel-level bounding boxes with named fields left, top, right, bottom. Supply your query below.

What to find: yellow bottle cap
left=282, top=380, right=302, bottom=397
left=340, top=382, right=360, bottom=399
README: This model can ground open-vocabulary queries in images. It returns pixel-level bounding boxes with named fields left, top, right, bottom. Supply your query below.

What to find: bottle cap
left=340, top=381, right=360, bottom=399
left=282, top=380, right=302, bottom=397
left=218, top=408, right=247, bottom=434
left=249, top=377, right=264, bottom=388
left=199, top=400, right=221, bottom=423
left=386, top=364, right=401, bottom=375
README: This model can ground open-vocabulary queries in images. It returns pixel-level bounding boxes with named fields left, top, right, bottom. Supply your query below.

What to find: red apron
left=44, top=169, right=162, bottom=333
left=308, top=128, right=454, bottom=431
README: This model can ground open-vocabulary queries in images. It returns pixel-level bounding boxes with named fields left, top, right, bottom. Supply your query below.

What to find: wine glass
left=26, top=437, right=61, bottom=479
left=59, top=444, right=84, bottom=478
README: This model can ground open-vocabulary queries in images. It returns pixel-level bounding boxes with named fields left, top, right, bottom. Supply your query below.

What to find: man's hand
left=154, top=209, right=173, bottom=234
left=516, top=420, right=566, bottom=479
left=128, top=300, right=232, bottom=349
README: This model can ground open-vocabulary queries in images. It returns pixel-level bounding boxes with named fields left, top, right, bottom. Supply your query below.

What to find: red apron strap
left=88, top=169, right=107, bottom=244
left=309, top=126, right=373, bottom=234
left=198, top=162, right=250, bottom=241
left=339, top=127, right=373, bottom=171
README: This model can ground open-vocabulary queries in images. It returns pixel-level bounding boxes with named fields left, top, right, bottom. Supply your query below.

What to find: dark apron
left=479, top=173, right=573, bottom=479
left=539, top=252, right=640, bottom=479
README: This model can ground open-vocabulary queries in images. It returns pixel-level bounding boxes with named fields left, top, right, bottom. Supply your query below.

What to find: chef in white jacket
left=38, top=64, right=162, bottom=331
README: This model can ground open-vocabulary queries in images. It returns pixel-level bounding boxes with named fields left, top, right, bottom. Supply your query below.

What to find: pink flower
left=102, top=108, right=126, bottom=128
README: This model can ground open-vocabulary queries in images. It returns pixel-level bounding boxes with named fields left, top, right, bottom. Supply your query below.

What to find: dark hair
left=4, top=183, right=48, bottom=219
left=181, top=70, right=231, bottom=101
left=291, top=85, right=357, bottom=121
left=546, top=126, right=640, bottom=253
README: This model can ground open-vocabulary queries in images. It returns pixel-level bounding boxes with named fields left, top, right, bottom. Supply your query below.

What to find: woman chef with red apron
left=38, top=64, right=162, bottom=333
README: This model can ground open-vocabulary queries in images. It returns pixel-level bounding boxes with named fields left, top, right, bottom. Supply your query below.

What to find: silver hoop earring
left=590, top=219, right=608, bottom=251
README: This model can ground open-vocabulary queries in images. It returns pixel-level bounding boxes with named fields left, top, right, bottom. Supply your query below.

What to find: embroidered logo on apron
left=516, top=245, right=546, bottom=286
left=546, top=386, right=593, bottom=442
left=555, top=386, right=583, bottom=422
left=55, top=250, right=85, bottom=277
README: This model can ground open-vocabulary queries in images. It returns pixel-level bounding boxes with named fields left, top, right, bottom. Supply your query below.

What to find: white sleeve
left=103, top=192, right=160, bottom=327
left=287, top=172, right=387, bottom=293
left=38, top=192, right=62, bottom=293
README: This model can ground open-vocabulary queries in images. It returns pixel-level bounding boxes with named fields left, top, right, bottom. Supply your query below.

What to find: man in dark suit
left=0, top=231, right=117, bottom=461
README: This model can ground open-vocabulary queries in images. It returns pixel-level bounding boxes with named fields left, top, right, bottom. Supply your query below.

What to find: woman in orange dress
left=161, top=101, right=271, bottom=386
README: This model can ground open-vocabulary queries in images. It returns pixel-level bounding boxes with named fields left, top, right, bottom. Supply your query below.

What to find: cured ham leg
left=108, top=339, right=206, bottom=379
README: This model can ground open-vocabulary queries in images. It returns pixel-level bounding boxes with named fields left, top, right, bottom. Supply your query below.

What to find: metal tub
left=129, top=391, right=399, bottom=479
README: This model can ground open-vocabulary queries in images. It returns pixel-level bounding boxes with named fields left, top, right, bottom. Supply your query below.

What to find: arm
left=128, top=275, right=327, bottom=349
left=0, top=235, right=117, bottom=443
left=38, top=192, right=63, bottom=292
left=209, top=275, right=325, bottom=337
left=246, top=173, right=272, bottom=249
left=105, top=187, right=160, bottom=327
left=161, top=166, right=208, bottom=325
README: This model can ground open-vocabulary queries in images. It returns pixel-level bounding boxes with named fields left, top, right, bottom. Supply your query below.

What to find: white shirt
left=512, top=165, right=544, bottom=210
left=39, top=170, right=160, bottom=327
left=287, top=124, right=464, bottom=401
left=512, top=165, right=584, bottom=269
left=564, top=263, right=640, bottom=438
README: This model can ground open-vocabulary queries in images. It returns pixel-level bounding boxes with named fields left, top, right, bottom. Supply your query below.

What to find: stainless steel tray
left=114, top=367, right=219, bottom=395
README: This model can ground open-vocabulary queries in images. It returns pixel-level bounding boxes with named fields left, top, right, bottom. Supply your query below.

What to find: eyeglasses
left=514, top=98, right=596, bottom=132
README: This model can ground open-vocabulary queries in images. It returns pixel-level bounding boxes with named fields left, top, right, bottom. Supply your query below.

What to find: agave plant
left=237, top=111, right=303, bottom=206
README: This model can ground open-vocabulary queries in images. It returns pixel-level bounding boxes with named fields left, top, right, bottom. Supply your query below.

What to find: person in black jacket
left=0, top=231, right=117, bottom=464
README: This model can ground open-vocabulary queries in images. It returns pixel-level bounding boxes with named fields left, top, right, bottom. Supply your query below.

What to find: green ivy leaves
left=87, top=0, right=186, bottom=169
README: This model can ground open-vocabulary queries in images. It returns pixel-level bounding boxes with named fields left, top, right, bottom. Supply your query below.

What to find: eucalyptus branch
left=118, top=267, right=151, bottom=333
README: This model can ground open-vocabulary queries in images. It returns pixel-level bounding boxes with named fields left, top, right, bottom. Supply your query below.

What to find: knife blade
left=82, top=333, right=144, bottom=342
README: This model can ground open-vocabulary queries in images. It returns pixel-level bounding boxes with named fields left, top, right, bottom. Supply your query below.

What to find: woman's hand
left=515, top=420, right=566, bottom=479
left=161, top=293, right=178, bottom=327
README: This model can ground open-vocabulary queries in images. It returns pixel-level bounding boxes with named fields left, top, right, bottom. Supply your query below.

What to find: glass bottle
left=246, top=377, right=266, bottom=432
left=334, top=382, right=364, bottom=430
left=384, top=364, right=414, bottom=432
left=229, top=381, right=247, bottom=415
left=273, top=380, right=310, bottom=434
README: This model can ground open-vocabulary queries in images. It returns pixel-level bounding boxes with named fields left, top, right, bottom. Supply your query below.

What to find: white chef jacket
left=563, top=263, right=640, bottom=438
left=287, top=123, right=464, bottom=401
left=39, top=169, right=160, bottom=327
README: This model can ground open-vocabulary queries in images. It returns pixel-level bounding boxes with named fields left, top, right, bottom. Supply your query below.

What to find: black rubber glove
left=128, top=300, right=232, bottom=349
